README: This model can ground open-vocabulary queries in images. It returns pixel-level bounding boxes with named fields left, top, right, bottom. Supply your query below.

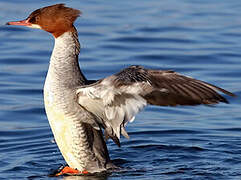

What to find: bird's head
left=6, top=4, right=81, bottom=38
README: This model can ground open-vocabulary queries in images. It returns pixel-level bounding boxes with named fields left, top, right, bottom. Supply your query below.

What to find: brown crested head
left=7, top=4, right=81, bottom=38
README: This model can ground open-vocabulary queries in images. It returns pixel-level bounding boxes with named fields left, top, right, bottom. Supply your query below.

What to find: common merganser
left=6, top=4, right=235, bottom=176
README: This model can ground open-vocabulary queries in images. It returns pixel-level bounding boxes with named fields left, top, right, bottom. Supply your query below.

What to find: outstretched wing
left=76, top=65, right=235, bottom=146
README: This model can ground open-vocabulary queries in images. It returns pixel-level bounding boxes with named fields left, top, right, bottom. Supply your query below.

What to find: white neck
left=47, top=30, right=86, bottom=88
left=51, top=30, right=80, bottom=64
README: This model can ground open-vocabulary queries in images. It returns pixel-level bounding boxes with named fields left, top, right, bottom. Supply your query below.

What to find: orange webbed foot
left=54, top=166, right=89, bottom=176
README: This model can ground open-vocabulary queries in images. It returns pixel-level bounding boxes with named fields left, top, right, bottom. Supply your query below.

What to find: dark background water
left=0, top=0, right=241, bottom=179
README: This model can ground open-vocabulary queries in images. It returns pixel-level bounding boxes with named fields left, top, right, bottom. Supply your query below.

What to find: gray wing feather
left=76, top=65, right=235, bottom=146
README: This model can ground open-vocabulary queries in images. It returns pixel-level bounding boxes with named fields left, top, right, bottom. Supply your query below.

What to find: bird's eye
left=29, top=16, right=36, bottom=23
left=29, top=16, right=40, bottom=23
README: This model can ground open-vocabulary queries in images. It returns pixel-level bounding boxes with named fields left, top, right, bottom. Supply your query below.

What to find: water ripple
left=0, top=0, right=240, bottom=179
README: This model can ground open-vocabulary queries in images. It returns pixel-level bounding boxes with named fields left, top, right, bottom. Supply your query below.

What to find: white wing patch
left=77, top=81, right=147, bottom=139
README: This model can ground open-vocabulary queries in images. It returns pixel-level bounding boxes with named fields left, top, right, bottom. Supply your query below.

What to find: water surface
left=0, top=0, right=241, bottom=179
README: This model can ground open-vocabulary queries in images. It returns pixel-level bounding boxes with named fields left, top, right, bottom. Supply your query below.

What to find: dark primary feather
left=112, top=65, right=235, bottom=106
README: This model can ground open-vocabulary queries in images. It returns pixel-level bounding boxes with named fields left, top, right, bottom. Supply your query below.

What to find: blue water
left=0, top=0, right=241, bottom=179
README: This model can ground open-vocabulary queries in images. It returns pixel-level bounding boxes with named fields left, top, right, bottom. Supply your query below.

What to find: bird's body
left=7, top=4, right=235, bottom=176
left=44, top=29, right=113, bottom=172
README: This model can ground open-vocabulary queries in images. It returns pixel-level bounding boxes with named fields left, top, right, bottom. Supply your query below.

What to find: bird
left=6, top=4, right=235, bottom=176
